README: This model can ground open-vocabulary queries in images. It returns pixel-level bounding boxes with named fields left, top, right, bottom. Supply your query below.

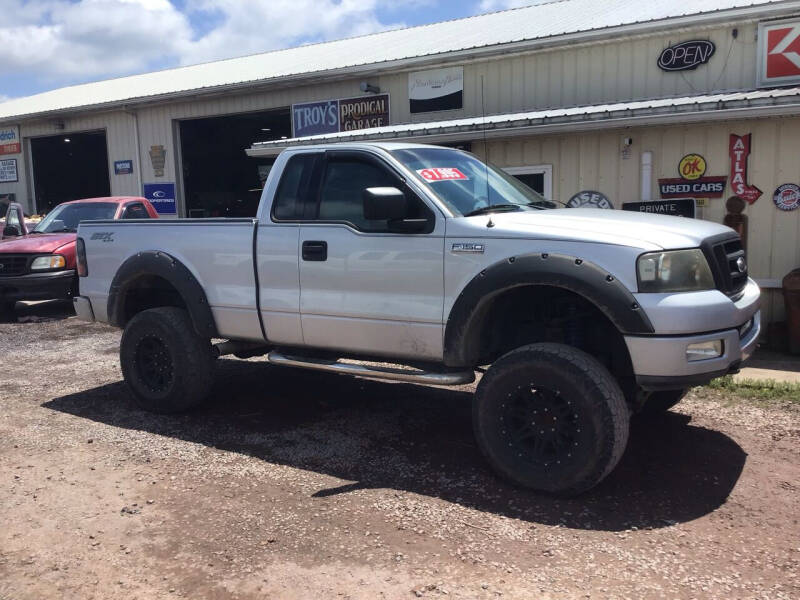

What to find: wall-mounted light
left=63, top=137, right=71, bottom=143
left=261, top=128, right=271, bottom=132
left=360, top=82, right=381, bottom=94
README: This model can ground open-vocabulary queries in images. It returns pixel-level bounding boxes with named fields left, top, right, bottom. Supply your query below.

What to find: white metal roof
left=1, top=0, right=796, bottom=122
left=247, top=87, right=800, bottom=156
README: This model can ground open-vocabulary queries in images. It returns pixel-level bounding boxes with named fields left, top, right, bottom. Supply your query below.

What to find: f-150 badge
left=451, top=242, right=485, bottom=253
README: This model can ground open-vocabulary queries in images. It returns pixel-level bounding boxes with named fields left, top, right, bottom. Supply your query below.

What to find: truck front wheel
left=473, top=343, right=630, bottom=496
left=120, top=307, right=215, bottom=413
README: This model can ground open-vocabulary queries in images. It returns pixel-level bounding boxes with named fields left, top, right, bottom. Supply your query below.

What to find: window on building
left=503, top=165, right=553, bottom=200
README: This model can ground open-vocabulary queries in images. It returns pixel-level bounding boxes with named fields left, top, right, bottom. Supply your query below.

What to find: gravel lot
left=1, top=302, right=799, bottom=599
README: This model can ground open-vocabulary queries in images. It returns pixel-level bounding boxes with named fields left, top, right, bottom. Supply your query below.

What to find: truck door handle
left=302, top=240, right=327, bottom=261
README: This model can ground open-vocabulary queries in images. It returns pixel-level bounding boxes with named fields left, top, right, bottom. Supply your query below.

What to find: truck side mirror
left=363, top=187, right=408, bottom=221
left=2, top=224, right=21, bottom=238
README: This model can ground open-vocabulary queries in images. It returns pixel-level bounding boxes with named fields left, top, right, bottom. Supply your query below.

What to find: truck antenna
left=481, top=75, right=494, bottom=228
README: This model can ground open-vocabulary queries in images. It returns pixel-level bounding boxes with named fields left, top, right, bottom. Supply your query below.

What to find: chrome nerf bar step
left=266, top=351, right=475, bottom=386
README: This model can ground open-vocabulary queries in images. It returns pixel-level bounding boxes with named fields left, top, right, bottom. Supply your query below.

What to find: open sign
left=658, top=40, right=716, bottom=71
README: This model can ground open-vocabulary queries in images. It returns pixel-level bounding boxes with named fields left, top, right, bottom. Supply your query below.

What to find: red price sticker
left=416, top=167, right=468, bottom=182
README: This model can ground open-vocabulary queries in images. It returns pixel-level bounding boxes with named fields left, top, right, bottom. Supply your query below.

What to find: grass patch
left=706, top=375, right=800, bottom=404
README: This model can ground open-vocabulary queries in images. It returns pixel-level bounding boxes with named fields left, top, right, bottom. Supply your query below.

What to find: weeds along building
left=0, top=0, right=799, bottom=327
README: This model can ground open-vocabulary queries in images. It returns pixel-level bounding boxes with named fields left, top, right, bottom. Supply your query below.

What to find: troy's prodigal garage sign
left=658, top=40, right=715, bottom=71
left=292, top=94, right=390, bottom=138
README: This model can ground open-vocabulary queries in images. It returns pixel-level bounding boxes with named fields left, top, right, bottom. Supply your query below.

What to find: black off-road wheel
left=0, top=301, right=16, bottom=319
left=641, top=389, right=687, bottom=414
left=473, top=343, right=630, bottom=496
left=120, top=307, right=215, bottom=413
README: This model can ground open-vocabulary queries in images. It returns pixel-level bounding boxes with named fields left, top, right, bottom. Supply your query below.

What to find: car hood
left=0, top=232, right=76, bottom=253
left=452, top=208, right=733, bottom=250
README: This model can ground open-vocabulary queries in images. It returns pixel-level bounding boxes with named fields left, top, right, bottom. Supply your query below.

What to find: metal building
left=0, top=0, right=799, bottom=328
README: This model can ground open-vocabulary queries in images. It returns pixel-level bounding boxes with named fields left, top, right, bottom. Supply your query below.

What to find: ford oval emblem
left=736, top=256, right=746, bottom=273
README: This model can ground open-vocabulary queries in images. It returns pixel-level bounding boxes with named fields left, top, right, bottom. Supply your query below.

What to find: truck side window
left=273, top=154, right=319, bottom=220
left=318, top=158, right=428, bottom=232
left=122, top=203, right=150, bottom=219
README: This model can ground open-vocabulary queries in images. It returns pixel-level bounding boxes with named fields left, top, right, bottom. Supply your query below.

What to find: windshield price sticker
left=417, top=167, right=468, bottom=182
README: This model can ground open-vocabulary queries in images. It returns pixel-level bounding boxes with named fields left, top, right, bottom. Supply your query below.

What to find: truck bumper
left=0, top=270, right=76, bottom=303
left=626, top=310, right=761, bottom=391
left=73, top=295, right=95, bottom=322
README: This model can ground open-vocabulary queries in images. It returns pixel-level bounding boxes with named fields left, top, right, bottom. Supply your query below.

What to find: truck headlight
left=30, top=255, right=66, bottom=271
left=637, top=249, right=714, bottom=293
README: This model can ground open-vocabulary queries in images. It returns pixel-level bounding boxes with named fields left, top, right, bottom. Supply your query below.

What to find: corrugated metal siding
left=480, top=115, right=800, bottom=325
left=0, top=111, right=140, bottom=213
left=0, top=17, right=777, bottom=200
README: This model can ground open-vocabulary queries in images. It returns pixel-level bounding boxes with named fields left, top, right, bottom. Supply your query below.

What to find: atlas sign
left=758, top=19, right=800, bottom=87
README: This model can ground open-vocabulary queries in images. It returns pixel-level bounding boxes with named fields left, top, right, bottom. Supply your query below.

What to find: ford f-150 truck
left=74, top=142, right=760, bottom=495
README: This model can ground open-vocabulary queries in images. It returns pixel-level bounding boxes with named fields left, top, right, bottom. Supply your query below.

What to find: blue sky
left=0, top=0, right=536, bottom=102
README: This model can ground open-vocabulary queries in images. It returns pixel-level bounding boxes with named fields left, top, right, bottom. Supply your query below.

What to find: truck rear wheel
left=642, top=389, right=687, bottom=414
left=120, top=307, right=215, bottom=413
left=473, top=343, right=630, bottom=496
left=0, top=301, right=16, bottom=317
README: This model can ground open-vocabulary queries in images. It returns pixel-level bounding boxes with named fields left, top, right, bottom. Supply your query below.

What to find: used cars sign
left=657, top=40, right=715, bottom=71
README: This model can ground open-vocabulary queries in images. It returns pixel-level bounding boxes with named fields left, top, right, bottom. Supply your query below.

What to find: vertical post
left=131, top=110, right=143, bottom=195
left=640, top=151, right=652, bottom=201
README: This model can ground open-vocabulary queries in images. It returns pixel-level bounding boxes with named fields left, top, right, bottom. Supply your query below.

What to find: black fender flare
left=107, top=250, right=218, bottom=338
left=443, top=252, right=653, bottom=367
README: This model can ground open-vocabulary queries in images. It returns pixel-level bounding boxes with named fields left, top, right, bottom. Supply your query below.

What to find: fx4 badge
left=91, top=232, right=115, bottom=242
left=451, top=242, right=485, bottom=253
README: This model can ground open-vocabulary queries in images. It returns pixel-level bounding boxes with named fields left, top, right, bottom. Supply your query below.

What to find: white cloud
left=0, top=0, right=404, bottom=89
left=0, top=0, right=191, bottom=81
left=478, top=0, right=549, bottom=12
left=179, top=0, right=403, bottom=66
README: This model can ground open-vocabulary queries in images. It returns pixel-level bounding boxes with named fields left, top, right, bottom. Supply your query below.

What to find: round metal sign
left=679, top=154, right=707, bottom=180
left=567, top=190, right=612, bottom=209
left=773, top=183, right=800, bottom=211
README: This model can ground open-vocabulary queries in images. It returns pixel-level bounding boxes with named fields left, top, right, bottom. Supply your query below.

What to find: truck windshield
left=391, top=147, right=556, bottom=217
left=33, top=202, right=117, bottom=233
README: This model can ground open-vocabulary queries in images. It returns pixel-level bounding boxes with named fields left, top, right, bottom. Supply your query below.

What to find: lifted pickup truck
left=74, top=142, right=760, bottom=495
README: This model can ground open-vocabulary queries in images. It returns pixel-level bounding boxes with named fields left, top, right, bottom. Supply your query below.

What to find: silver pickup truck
left=74, top=142, right=760, bottom=495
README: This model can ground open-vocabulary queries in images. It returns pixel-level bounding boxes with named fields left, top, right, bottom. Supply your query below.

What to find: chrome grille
left=702, top=234, right=748, bottom=298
